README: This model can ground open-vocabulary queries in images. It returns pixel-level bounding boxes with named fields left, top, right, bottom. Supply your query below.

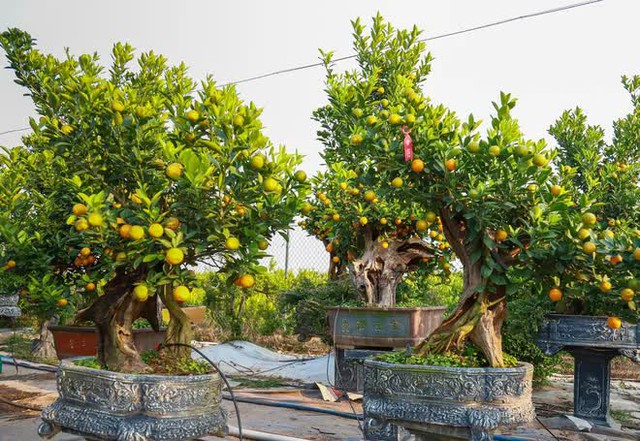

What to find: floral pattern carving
left=362, top=360, right=534, bottom=440
left=537, top=315, right=639, bottom=356
left=39, top=361, right=226, bottom=440
left=0, top=294, right=21, bottom=317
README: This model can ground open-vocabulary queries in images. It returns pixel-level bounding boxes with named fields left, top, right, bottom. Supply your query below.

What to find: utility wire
left=221, top=0, right=605, bottom=86
left=0, top=127, right=30, bottom=137
left=0, top=0, right=606, bottom=138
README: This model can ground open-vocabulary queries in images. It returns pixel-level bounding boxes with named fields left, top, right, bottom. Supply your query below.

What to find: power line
left=221, top=0, right=604, bottom=86
left=0, top=0, right=606, bottom=138
left=0, top=127, right=30, bottom=137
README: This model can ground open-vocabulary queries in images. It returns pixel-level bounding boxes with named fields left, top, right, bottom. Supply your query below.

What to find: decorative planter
left=0, top=293, right=21, bottom=318
left=326, top=306, right=446, bottom=348
left=326, top=306, right=445, bottom=393
left=161, top=306, right=207, bottom=325
left=537, top=314, right=640, bottom=428
left=363, top=359, right=535, bottom=441
left=38, top=359, right=226, bottom=441
left=50, top=326, right=165, bottom=359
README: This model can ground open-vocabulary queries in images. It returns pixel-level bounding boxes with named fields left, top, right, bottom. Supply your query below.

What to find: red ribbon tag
left=402, top=125, right=413, bottom=162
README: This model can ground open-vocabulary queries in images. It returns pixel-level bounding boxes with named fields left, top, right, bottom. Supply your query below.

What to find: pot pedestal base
left=568, top=347, right=620, bottom=429
left=335, top=348, right=390, bottom=392
left=537, top=315, right=640, bottom=429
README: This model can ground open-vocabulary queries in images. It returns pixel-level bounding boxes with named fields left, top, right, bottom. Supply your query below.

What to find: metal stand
left=363, top=415, right=399, bottom=441
left=335, top=348, right=388, bottom=392
left=567, top=347, right=619, bottom=428
left=537, top=315, right=640, bottom=429
left=335, top=348, right=398, bottom=441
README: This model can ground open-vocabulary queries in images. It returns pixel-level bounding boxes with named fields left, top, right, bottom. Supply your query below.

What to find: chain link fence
left=261, top=224, right=328, bottom=275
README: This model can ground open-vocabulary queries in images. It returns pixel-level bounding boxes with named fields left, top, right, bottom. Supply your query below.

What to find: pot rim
left=49, top=325, right=166, bottom=333
left=545, top=313, right=636, bottom=322
left=326, top=306, right=447, bottom=312
left=364, top=358, right=533, bottom=374
left=58, top=358, right=218, bottom=382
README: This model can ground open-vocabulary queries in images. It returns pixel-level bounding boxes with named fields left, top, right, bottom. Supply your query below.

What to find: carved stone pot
left=0, top=293, right=21, bottom=318
left=327, top=306, right=445, bottom=393
left=38, top=360, right=226, bottom=441
left=537, top=314, right=640, bottom=428
left=363, top=359, right=535, bottom=441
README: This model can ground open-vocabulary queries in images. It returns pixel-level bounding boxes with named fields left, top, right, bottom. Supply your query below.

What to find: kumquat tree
left=0, top=29, right=308, bottom=372
left=537, top=75, right=640, bottom=325
left=302, top=15, right=630, bottom=368
left=302, top=16, right=455, bottom=306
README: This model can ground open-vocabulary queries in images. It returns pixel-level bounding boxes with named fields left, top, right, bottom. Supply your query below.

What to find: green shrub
left=503, top=285, right=561, bottom=385
left=132, top=318, right=152, bottom=329
left=280, top=275, right=357, bottom=341
left=184, top=287, right=206, bottom=307
left=397, top=270, right=463, bottom=311
left=74, top=357, right=103, bottom=370
left=197, top=263, right=328, bottom=339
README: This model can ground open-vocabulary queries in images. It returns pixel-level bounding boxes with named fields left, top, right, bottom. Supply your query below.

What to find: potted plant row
left=0, top=29, right=308, bottom=441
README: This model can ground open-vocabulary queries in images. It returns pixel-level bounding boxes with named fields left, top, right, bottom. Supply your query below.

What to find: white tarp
left=194, top=340, right=335, bottom=384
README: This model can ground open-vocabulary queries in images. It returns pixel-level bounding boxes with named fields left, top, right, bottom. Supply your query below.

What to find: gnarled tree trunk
left=159, top=284, right=192, bottom=359
left=32, top=317, right=57, bottom=360
left=77, top=266, right=160, bottom=373
left=350, top=227, right=433, bottom=307
left=414, top=208, right=507, bottom=367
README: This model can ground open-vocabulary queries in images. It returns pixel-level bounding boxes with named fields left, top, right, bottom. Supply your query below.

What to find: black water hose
left=222, top=394, right=362, bottom=420
left=158, top=342, right=243, bottom=441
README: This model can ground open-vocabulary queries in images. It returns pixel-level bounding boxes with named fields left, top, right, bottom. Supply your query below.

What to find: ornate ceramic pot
left=326, top=306, right=446, bottom=348
left=537, top=314, right=639, bottom=427
left=0, top=293, right=21, bottom=317
left=362, top=359, right=534, bottom=441
left=327, top=306, right=445, bottom=393
left=38, top=359, right=226, bottom=441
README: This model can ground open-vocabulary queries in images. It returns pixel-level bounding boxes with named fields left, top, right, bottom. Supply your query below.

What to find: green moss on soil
left=376, top=344, right=518, bottom=368
left=72, top=350, right=212, bottom=376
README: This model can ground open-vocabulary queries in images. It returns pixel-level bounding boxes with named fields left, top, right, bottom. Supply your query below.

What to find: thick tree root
left=415, top=295, right=506, bottom=367
left=31, top=318, right=57, bottom=360
left=76, top=267, right=159, bottom=373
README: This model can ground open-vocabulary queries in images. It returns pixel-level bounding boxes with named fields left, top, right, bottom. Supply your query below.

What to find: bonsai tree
left=0, top=29, right=308, bottom=372
left=306, top=16, right=586, bottom=368
left=302, top=16, right=456, bottom=306
left=536, top=74, right=640, bottom=322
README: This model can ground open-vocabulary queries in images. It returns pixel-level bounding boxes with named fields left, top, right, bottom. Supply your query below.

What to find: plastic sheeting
left=194, top=341, right=334, bottom=384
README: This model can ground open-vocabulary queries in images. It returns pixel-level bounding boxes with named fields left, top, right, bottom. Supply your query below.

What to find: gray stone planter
left=38, top=359, right=226, bottom=441
left=537, top=314, right=640, bottom=428
left=363, top=359, right=535, bottom=441
left=0, top=293, right=21, bottom=317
